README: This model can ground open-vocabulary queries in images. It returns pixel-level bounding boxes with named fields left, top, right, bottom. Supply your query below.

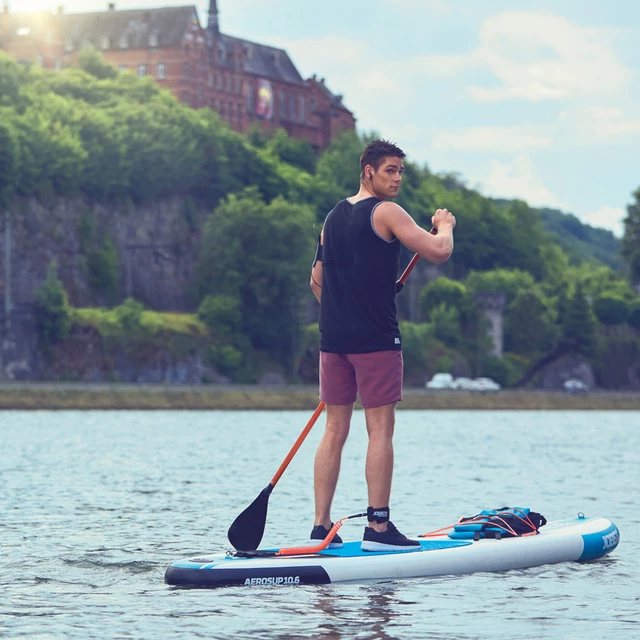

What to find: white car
left=563, top=378, right=589, bottom=393
left=472, top=377, right=502, bottom=392
left=451, top=377, right=476, bottom=390
left=426, top=373, right=454, bottom=389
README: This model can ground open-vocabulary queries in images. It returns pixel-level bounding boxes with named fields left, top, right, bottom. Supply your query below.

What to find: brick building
left=0, top=1, right=356, bottom=149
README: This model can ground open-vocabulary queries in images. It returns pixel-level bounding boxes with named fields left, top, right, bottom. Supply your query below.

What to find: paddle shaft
left=268, top=228, right=436, bottom=489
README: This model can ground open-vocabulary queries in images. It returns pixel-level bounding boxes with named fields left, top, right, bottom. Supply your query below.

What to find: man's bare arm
left=375, top=202, right=455, bottom=263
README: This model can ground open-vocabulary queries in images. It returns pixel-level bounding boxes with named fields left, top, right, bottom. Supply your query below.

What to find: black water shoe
left=361, top=521, right=420, bottom=551
left=310, top=524, right=343, bottom=548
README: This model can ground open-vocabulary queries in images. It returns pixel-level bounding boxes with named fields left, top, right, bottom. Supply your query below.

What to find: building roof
left=309, top=75, right=351, bottom=113
left=57, top=6, right=200, bottom=50
left=217, top=33, right=305, bottom=86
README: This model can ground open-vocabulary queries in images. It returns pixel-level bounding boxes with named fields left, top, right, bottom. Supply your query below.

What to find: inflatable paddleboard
left=165, top=514, right=619, bottom=588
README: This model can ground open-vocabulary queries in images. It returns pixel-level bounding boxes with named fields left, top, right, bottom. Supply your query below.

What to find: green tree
left=197, top=188, right=315, bottom=372
left=504, top=289, right=558, bottom=356
left=267, top=129, right=317, bottom=174
left=628, top=300, right=640, bottom=328
left=34, top=261, right=72, bottom=347
left=198, top=295, right=242, bottom=335
left=87, top=233, right=119, bottom=305
left=78, top=48, right=118, bottom=80
left=430, top=303, right=461, bottom=347
left=621, top=187, right=640, bottom=285
left=465, top=268, right=536, bottom=305
left=419, top=277, right=471, bottom=321
left=558, top=281, right=598, bottom=356
left=114, top=297, right=144, bottom=332
left=592, top=294, right=630, bottom=325
left=0, top=122, right=18, bottom=209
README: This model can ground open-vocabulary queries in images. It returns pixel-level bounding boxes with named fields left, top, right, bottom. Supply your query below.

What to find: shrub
left=114, top=298, right=144, bottom=332
left=592, top=294, right=630, bottom=325
left=34, top=261, right=72, bottom=347
left=198, top=294, right=241, bottom=334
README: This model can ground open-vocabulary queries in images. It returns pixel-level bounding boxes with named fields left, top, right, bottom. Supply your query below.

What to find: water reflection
left=307, top=584, right=407, bottom=640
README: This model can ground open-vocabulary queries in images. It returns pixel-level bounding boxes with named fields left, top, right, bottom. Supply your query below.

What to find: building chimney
left=108, top=2, right=115, bottom=11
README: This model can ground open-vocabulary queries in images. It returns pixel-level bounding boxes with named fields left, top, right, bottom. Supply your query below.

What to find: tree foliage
left=558, top=281, right=598, bottom=357
left=622, top=187, right=640, bottom=285
left=34, top=261, right=72, bottom=347
left=592, top=294, right=630, bottom=326
left=197, top=188, right=315, bottom=371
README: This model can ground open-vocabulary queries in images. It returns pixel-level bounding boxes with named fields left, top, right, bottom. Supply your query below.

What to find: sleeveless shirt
left=319, top=197, right=402, bottom=353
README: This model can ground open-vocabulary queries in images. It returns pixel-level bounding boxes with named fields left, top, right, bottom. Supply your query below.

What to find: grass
left=0, top=386, right=639, bottom=411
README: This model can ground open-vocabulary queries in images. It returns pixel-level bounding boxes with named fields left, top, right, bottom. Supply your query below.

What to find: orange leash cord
left=276, top=512, right=367, bottom=557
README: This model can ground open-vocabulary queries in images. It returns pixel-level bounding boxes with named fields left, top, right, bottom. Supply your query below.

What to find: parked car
left=472, top=377, right=502, bottom=392
left=426, top=373, right=454, bottom=389
left=451, top=377, right=476, bottom=390
left=563, top=378, right=589, bottom=393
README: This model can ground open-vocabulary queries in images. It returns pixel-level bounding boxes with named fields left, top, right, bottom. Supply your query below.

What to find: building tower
left=207, top=0, right=219, bottom=36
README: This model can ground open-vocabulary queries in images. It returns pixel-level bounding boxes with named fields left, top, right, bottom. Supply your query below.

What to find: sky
left=16, top=1, right=640, bottom=237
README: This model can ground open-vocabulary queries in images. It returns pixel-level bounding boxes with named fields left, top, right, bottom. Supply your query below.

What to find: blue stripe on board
left=317, top=539, right=471, bottom=558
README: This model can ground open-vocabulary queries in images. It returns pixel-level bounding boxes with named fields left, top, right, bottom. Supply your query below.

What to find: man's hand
left=431, top=208, right=456, bottom=230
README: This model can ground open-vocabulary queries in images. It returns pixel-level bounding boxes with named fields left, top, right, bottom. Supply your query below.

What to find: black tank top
left=319, top=197, right=402, bottom=353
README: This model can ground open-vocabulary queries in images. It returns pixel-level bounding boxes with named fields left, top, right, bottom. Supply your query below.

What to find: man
left=309, top=139, right=456, bottom=551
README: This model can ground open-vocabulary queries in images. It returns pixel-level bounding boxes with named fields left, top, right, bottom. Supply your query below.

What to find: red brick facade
left=0, top=2, right=355, bottom=150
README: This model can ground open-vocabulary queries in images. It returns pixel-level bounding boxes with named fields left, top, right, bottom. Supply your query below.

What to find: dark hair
left=360, top=139, right=406, bottom=180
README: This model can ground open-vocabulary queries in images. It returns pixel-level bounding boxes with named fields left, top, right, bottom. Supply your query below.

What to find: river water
left=0, top=410, right=637, bottom=639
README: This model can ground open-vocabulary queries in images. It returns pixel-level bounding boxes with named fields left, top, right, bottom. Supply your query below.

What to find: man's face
left=370, top=156, right=404, bottom=198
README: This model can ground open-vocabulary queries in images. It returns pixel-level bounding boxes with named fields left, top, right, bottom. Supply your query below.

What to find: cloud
left=479, top=155, right=567, bottom=209
left=582, top=205, right=626, bottom=237
left=562, top=106, right=640, bottom=144
left=419, top=11, right=632, bottom=103
left=432, top=126, right=553, bottom=153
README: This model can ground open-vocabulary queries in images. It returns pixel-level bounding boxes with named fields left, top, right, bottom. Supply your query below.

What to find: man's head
left=360, top=139, right=406, bottom=199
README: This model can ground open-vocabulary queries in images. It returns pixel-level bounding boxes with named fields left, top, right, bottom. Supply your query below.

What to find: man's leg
left=364, top=402, right=396, bottom=532
left=314, top=403, right=353, bottom=529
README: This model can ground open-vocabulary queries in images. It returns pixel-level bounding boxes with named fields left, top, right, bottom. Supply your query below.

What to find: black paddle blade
left=227, top=485, right=274, bottom=551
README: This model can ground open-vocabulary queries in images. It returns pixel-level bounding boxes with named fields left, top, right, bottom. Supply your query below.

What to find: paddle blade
left=227, top=485, right=274, bottom=551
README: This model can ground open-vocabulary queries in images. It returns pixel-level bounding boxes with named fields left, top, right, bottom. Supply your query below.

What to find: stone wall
left=1, top=195, right=208, bottom=312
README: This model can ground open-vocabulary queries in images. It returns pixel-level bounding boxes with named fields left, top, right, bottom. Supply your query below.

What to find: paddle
left=227, top=231, right=436, bottom=551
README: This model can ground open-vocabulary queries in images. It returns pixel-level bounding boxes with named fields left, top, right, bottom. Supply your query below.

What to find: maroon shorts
left=319, top=351, right=403, bottom=409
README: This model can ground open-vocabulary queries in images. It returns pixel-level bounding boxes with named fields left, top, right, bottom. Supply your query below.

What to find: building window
left=149, top=33, right=159, bottom=48
left=157, top=62, right=166, bottom=80
left=101, top=36, right=110, bottom=50
left=138, top=63, right=147, bottom=78
left=55, top=59, right=62, bottom=71
left=216, top=73, right=222, bottom=90
left=36, top=55, right=43, bottom=68
left=310, top=98, right=317, bottom=113
left=119, top=36, right=129, bottom=50
left=235, top=77, right=242, bottom=94
left=279, top=91, right=285, bottom=119
left=119, top=64, right=127, bottom=72
left=289, top=94, right=296, bottom=121
left=299, top=96, right=305, bottom=122
left=245, top=84, right=254, bottom=114
left=208, top=71, right=214, bottom=88
left=225, top=75, right=232, bottom=92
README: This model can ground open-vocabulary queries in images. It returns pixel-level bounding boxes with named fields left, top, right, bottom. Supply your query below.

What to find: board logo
left=244, top=576, right=301, bottom=586
left=602, top=529, right=619, bottom=550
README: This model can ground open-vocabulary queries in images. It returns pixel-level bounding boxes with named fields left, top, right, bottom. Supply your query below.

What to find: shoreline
left=0, top=383, right=639, bottom=410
